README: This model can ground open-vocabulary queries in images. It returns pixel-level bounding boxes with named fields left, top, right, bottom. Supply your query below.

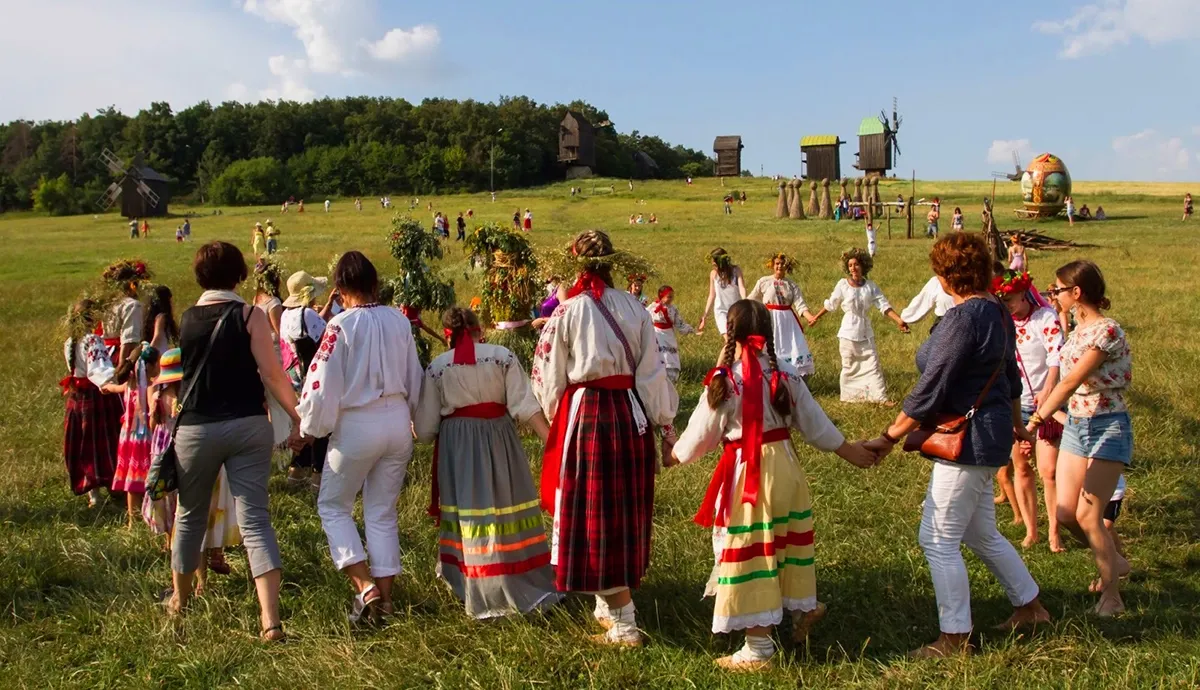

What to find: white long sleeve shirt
left=899, top=276, right=955, bottom=325
left=63, top=334, right=117, bottom=387
left=1014, top=306, right=1064, bottom=409
left=413, top=343, right=543, bottom=442
left=748, top=275, right=810, bottom=313
left=531, top=287, right=678, bottom=426
left=823, top=279, right=892, bottom=342
left=297, top=305, right=424, bottom=438
left=103, top=297, right=144, bottom=345
left=672, top=356, right=845, bottom=463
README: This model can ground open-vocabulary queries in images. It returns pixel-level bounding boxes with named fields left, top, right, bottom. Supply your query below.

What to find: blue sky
left=4, top=0, right=1197, bottom=181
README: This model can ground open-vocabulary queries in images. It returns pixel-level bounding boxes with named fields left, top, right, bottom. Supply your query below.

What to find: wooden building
left=121, top=166, right=169, bottom=218
left=632, top=151, right=659, bottom=179
left=558, top=111, right=596, bottom=177
left=854, top=117, right=893, bottom=177
left=800, top=135, right=844, bottom=182
left=712, top=135, right=743, bottom=177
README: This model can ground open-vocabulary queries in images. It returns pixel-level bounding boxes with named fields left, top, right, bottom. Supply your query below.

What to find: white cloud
left=365, top=25, right=440, bottom=61
left=1193, top=125, right=1200, bottom=137
left=1034, top=0, right=1200, bottom=59
left=260, top=56, right=316, bottom=102
left=987, top=138, right=1034, bottom=167
left=1111, top=128, right=1191, bottom=178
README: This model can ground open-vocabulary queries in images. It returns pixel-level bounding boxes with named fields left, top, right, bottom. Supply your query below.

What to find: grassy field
left=1, top=177, right=1199, bottom=688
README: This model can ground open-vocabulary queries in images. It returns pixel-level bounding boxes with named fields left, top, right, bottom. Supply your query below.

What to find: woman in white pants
left=866, top=234, right=1049, bottom=658
left=296, top=251, right=424, bottom=623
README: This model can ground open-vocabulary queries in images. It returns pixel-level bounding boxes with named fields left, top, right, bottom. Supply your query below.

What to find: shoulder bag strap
left=587, top=293, right=638, bottom=375
left=968, top=300, right=1011, bottom=418
left=172, top=303, right=237, bottom=438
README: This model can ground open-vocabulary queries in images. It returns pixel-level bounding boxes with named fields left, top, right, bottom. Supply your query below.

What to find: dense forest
left=0, top=97, right=717, bottom=214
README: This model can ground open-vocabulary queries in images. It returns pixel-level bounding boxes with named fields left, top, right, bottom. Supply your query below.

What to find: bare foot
left=994, top=598, right=1051, bottom=631
left=1089, top=559, right=1131, bottom=593
left=793, top=601, right=827, bottom=642
left=715, top=655, right=772, bottom=672
left=1048, top=537, right=1066, bottom=554
left=994, top=493, right=1007, bottom=505
left=1022, top=533, right=1040, bottom=549
left=1011, top=515, right=1024, bottom=526
left=1094, top=592, right=1125, bottom=617
left=909, top=633, right=972, bottom=658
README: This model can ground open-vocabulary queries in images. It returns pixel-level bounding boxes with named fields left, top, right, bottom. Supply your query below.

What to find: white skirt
left=769, top=309, right=814, bottom=376
left=838, top=337, right=887, bottom=402
left=654, top=326, right=681, bottom=373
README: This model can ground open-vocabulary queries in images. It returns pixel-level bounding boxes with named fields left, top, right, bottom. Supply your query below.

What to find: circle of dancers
left=60, top=229, right=1132, bottom=670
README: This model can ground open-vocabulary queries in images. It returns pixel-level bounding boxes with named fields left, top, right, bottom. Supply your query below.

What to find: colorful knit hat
left=154, top=348, right=182, bottom=386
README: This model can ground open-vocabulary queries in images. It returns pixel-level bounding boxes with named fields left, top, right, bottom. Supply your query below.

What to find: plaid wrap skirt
left=63, top=384, right=122, bottom=495
left=553, top=388, right=656, bottom=592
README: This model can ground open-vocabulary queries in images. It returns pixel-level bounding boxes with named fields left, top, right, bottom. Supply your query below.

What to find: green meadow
left=1, top=177, right=1198, bottom=688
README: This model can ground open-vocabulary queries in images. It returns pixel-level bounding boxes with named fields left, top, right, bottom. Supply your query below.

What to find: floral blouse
left=1059, top=317, right=1131, bottom=418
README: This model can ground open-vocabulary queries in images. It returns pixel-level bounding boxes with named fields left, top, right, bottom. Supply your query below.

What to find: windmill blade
left=135, top=179, right=161, bottom=208
left=100, top=148, right=128, bottom=177
left=95, top=179, right=123, bottom=210
left=893, top=138, right=902, bottom=157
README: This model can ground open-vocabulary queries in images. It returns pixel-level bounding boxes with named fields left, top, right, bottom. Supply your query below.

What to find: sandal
left=348, top=585, right=382, bottom=624
left=260, top=623, right=286, bottom=643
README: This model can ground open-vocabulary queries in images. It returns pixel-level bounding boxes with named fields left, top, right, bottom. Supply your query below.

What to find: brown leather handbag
left=904, top=319, right=1009, bottom=462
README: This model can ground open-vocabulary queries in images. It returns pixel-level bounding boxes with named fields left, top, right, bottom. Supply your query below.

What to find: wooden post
left=886, top=203, right=892, bottom=239
left=907, top=196, right=915, bottom=239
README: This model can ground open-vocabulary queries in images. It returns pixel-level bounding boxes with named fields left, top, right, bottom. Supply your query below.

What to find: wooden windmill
left=95, top=148, right=169, bottom=218
left=854, top=97, right=903, bottom=178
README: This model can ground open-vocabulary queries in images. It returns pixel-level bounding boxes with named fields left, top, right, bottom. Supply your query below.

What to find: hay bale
left=854, top=177, right=864, bottom=203
left=818, top=178, right=833, bottom=219
left=871, top=177, right=883, bottom=217
left=806, top=180, right=819, bottom=216
left=838, top=178, right=850, bottom=206
left=775, top=183, right=788, bottom=218
left=788, top=179, right=805, bottom=219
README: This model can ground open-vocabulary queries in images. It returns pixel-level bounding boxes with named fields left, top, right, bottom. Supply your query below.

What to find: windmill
left=95, top=148, right=163, bottom=217
left=854, top=97, right=903, bottom=177
left=992, top=150, right=1024, bottom=182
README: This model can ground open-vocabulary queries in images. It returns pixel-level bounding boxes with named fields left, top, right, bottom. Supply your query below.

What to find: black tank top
left=177, top=302, right=266, bottom=425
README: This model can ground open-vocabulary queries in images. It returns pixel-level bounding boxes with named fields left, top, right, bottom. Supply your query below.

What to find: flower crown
left=102, top=259, right=151, bottom=285
left=991, top=270, right=1033, bottom=297
left=627, top=272, right=648, bottom=283
left=764, top=253, right=795, bottom=273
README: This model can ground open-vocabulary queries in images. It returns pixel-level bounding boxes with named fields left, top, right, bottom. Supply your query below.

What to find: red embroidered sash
left=539, top=374, right=635, bottom=512
left=694, top=427, right=791, bottom=528
left=766, top=303, right=804, bottom=331
left=428, top=402, right=508, bottom=521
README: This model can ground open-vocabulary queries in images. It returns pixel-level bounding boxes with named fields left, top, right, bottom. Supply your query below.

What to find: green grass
left=2, top=177, right=1199, bottom=688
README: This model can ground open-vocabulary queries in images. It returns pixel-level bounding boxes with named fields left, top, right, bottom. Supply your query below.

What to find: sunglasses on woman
left=1047, top=285, right=1074, bottom=297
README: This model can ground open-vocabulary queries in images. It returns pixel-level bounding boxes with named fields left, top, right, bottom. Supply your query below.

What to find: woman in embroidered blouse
left=748, top=253, right=816, bottom=377
left=530, top=230, right=678, bottom=647
left=414, top=307, right=559, bottom=619
left=809, top=248, right=908, bottom=403
left=865, top=233, right=1048, bottom=658
left=1027, top=260, right=1132, bottom=616
left=647, top=285, right=695, bottom=382
left=668, top=300, right=876, bottom=672
left=698, top=248, right=746, bottom=337
left=297, top=251, right=424, bottom=624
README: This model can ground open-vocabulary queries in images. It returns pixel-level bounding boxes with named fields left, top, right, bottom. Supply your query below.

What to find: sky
left=3, top=0, right=1198, bottom=181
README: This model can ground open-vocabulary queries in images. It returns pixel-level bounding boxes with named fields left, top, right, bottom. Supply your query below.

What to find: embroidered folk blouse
left=413, top=343, right=543, bottom=441
left=823, top=279, right=893, bottom=342
left=63, top=334, right=117, bottom=387
left=748, top=276, right=810, bottom=314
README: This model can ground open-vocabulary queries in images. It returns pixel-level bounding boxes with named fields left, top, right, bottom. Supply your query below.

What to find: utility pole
left=490, top=128, right=503, bottom=195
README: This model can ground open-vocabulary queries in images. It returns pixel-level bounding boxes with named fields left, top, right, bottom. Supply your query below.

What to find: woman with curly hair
left=698, top=248, right=746, bottom=337
left=865, top=233, right=1048, bottom=657
left=748, top=253, right=816, bottom=377
left=809, top=249, right=908, bottom=403
left=667, top=300, right=877, bottom=671
left=531, top=229, right=678, bottom=647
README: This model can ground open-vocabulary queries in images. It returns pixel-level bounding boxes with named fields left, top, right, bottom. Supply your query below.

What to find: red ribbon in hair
left=658, top=285, right=673, bottom=301
left=738, top=335, right=767, bottom=510
left=702, top=366, right=739, bottom=394
left=567, top=270, right=607, bottom=300
left=443, top=328, right=479, bottom=365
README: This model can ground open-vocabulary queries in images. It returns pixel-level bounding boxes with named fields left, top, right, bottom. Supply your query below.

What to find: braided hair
left=573, top=230, right=616, bottom=288
left=705, top=299, right=791, bottom=418
left=441, top=306, right=481, bottom=349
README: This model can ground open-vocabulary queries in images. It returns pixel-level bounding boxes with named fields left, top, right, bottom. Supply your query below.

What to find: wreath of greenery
left=462, top=222, right=539, bottom=325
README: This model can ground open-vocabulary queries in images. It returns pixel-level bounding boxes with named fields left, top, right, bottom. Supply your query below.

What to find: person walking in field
left=129, top=218, right=139, bottom=239
left=723, top=194, right=734, bottom=214
left=1065, top=196, right=1075, bottom=226
left=667, top=299, right=878, bottom=671
left=808, top=249, right=908, bottom=403
left=324, top=199, right=331, bottom=213
left=182, top=219, right=191, bottom=241
left=512, top=209, right=521, bottom=230
left=456, top=212, right=466, bottom=241
left=952, top=206, right=964, bottom=232
left=298, top=200, right=305, bottom=214
left=1185, top=193, right=1193, bottom=221
left=647, top=285, right=695, bottom=383
left=698, top=248, right=746, bottom=337
left=530, top=230, right=678, bottom=647
left=748, top=253, right=817, bottom=378
left=141, top=219, right=150, bottom=238
left=865, top=221, right=878, bottom=257
left=265, top=220, right=279, bottom=255
left=252, top=222, right=264, bottom=256
left=414, top=307, right=561, bottom=620
left=523, top=208, right=533, bottom=231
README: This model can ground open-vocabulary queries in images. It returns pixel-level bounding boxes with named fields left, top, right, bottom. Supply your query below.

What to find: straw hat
left=282, top=271, right=328, bottom=308
left=154, top=348, right=183, bottom=386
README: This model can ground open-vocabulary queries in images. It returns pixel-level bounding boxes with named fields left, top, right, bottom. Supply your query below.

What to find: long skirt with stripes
left=709, top=438, right=816, bottom=634
left=63, top=385, right=122, bottom=495
left=436, top=416, right=560, bottom=618
left=551, top=388, right=657, bottom=593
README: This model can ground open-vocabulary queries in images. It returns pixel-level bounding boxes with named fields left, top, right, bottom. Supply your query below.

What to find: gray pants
left=172, top=415, right=282, bottom=577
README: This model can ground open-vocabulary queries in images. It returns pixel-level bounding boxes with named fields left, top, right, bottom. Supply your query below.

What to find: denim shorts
left=1060, top=411, right=1133, bottom=465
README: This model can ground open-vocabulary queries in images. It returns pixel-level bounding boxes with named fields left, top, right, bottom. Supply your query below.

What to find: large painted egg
left=1020, top=153, right=1072, bottom=218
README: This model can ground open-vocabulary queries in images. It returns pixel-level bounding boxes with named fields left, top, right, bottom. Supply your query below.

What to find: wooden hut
left=854, top=117, right=893, bottom=177
left=121, top=165, right=170, bottom=218
left=800, top=135, right=844, bottom=182
left=712, top=135, right=744, bottom=177
left=558, top=110, right=596, bottom=178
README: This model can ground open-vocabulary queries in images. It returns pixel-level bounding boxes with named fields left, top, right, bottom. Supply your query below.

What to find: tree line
left=0, top=97, right=716, bottom=214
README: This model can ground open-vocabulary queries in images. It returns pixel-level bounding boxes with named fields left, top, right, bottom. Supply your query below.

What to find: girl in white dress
left=748, top=253, right=816, bottom=377
left=647, top=285, right=695, bottom=382
left=809, top=248, right=908, bottom=402
left=698, top=248, right=746, bottom=337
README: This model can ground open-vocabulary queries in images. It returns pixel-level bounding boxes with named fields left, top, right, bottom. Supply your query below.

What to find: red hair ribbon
left=443, top=327, right=478, bottom=365
left=702, top=366, right=739, bottom=395
left=567, top=271, right=607, bottom=300
left=738, top=335, right=767, bottom=509
left=657, top=285, right=673, bottom=301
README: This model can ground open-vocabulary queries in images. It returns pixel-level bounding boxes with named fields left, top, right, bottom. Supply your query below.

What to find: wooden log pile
left=1004, top=229, right=1090, bottom=251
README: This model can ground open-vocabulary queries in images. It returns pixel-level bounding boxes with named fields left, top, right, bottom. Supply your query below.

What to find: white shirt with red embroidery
left=413, top=343, right=543, bottom=442
left=672, top=356, right=844, bottom=464
left=63, top=334, right=116, bottom=387
left=1013, top=306, right=1064, bottom=410
left=297, top=305, right=424, bottom=438
left=647, top=301, right=693, bottom=373
left=823, top=279, right=892, bottom=342
left=531, top=287, right=678, bottom=426
left=1060, top=317, right=1131, bottom=418
left=748, top=276, right=810, bottom=313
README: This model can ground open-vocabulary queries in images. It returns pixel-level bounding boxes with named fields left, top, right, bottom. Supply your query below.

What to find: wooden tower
left=713, top=135, right=744, bottom=177
left=800, top=135, right=844, bottom=182
left=558, top=111, right=596, bottom=178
